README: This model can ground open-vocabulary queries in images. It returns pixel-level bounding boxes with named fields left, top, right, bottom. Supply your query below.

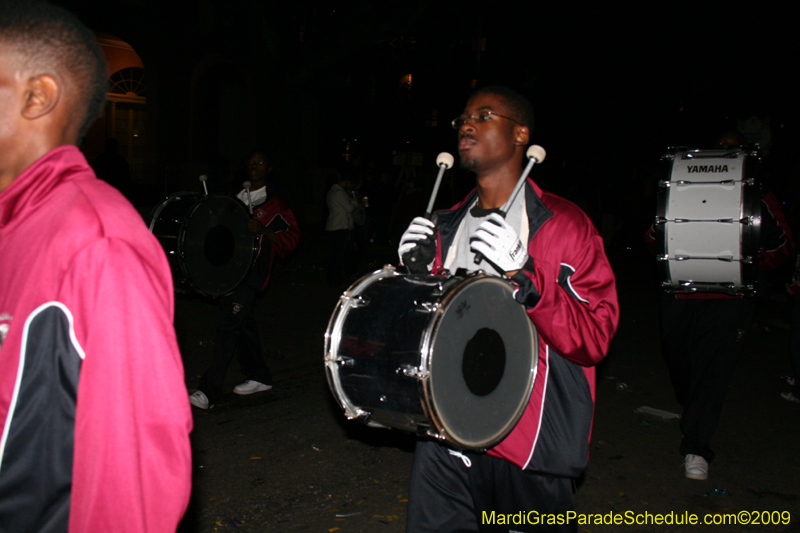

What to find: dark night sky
left=62, top=0, right=799, bottom=212
left=483, top=5, right=795, bottom=149
left=428, top=5, right=799, bottom=206
left=312, top=2, right=797, bottom=174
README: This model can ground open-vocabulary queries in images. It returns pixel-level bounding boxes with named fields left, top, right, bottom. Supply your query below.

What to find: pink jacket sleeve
left=63, top=239, right=192, bottom=532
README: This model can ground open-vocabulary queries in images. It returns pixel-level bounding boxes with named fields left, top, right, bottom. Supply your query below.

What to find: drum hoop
left=323, top=266, right=400, bottom=423
left=148, top=191, right=199, bottom=233
left=421, top=273, right=538, bottom=450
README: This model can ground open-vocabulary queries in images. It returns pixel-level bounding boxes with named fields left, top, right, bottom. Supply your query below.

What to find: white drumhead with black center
left=426, top=275, right=537, bottom=450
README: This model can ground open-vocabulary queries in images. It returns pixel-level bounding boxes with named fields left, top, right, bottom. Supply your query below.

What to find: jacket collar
left=436, top=178, right=554, bottom=256
left=0, top=146, right=87, bottom=228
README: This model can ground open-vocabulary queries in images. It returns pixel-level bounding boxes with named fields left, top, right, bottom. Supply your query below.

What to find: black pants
left=660, top=295, right=755, bottom=462
left=407, top=440, right=576, bottom=533
left=198, top=270, right=272, bottom=405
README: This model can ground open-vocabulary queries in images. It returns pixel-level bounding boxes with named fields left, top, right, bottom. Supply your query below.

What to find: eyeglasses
left=451, top=110, right=521, bottom=129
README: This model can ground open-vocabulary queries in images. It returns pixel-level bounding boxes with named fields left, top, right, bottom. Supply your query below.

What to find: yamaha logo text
left=685, top=165, right=729, bottom=173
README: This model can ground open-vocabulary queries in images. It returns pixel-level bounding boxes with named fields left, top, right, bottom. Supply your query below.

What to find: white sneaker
left=781, top=391, right=800, bottom=403
left=189, top=390, right=211, bottom=409
left=233, top=380, right=272, bottom=395
left=684, top=454, right=708, bottom=480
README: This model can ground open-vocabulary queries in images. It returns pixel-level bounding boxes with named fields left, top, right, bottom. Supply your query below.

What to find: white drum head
left=426, top=275, right=537, bottom=449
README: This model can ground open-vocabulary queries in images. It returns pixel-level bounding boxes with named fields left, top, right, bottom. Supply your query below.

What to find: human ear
left=514, top=125, right=529, bottom=146
left=22, top=74, right=60, bottom=120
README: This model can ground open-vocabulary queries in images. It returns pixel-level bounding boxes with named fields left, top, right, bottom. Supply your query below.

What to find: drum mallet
left=424, top=152, right=455, bottom=218
left=199, top=174, right=209, bottom=195
left=474, top=144, right=546, bottom=265
left=242, top=181, right=254, bottom=215
left=406, top=153, right=454, bottom=268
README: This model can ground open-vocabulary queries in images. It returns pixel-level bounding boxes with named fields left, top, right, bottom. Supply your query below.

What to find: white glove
left=470, top=212, right=528, bottom=273
left=398, top=216, right=436, bottom=266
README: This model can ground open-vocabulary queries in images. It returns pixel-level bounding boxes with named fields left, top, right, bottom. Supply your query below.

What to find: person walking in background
left=325, top=170, right=361, bottom=287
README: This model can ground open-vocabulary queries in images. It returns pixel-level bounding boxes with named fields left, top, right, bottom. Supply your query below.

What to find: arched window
left=109, top=67, right=146, bottom=100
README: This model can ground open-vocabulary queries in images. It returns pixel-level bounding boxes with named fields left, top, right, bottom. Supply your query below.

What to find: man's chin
left=459, top=156, right=477, bottom=172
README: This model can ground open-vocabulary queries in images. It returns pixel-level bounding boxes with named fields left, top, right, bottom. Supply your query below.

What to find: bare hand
left=246, top=219, right=262, bottom=234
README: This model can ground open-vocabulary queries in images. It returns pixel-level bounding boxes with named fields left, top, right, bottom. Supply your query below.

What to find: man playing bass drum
left=190, top=150, right=300, bottom=410
left=398, top=86, right=619, bottom=533
left=645, top=131, right=794, bottom=481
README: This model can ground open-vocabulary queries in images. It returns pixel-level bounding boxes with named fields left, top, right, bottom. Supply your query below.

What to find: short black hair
left=0, top=0, right=107, bottom=139
left=470, top=85, right=534, bottom=131
left=715, top=130, right=746, bottom=148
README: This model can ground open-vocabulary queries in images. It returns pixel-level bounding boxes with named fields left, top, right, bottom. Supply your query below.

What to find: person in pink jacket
left=0, top=2, right=192, bottom=531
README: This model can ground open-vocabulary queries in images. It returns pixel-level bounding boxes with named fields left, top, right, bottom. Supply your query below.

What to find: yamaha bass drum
left=654, top=147, right=761, bottom=295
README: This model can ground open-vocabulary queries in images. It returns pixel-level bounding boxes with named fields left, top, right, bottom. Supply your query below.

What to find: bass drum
left=655, top=147, right=762, bottom=295
left=324, top=266, right=538, bottom=451
left=149, top=192, right=257, bottom=297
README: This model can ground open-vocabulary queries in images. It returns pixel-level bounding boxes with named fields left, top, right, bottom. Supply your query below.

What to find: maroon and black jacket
left=431, top=178, right=620, bottom=476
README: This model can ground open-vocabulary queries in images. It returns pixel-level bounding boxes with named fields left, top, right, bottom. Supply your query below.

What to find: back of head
left=715, top=130, right=746, bottom=149
left=0, top=0, right=107, bottom=140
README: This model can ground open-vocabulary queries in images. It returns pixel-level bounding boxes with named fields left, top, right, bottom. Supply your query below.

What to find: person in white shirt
left=325, top=172, right=361, bottom=286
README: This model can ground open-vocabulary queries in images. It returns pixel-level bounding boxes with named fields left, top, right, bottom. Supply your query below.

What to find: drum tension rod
left=341, top=294, right=369, bottom=307
left=659, top=254, right=751, bottom=263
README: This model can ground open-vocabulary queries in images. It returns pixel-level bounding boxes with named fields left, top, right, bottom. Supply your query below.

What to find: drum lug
left=398, top=364, right=428, bottom=379
left=414, top=300, right=438, bottom=313
left=656, top=254, right=668, bottom=262
left=424, top=426, right=447, bottom=441
left=342, top=294, right=370, bottom=307
left=658, top=180, right=671, bottom=188
left=337, top=356, right=355, bottom=368
left=344, top=406, right=378, bottom=425
left=742, top=255, right=754, bottom=264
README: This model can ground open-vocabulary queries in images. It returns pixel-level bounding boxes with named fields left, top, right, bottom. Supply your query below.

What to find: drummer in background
left=0, top=1, right=192, bottom=529
left=645, top=130, right=794, bottom=481
left=189, top=150, right=300, bottom=409
left=397, top=86, right=619, bottom=532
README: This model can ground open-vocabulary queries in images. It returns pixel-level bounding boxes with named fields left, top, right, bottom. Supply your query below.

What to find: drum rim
left=323, top=265, right=400, bottom=425
left=421, top=273, right=538, bottom=450
left=148, top=191, right=200, bottom=233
